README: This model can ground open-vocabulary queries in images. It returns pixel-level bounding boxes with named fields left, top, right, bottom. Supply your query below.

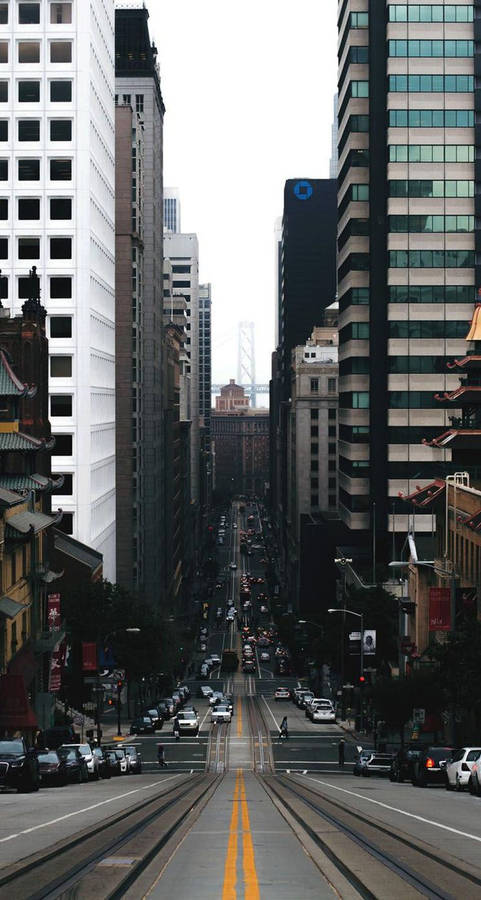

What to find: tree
left=371, top=671, right=442, bottom=746
left=430, top=621, right=481, bottom=741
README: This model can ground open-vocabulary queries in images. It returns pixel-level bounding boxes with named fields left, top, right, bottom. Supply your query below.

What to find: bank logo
left=293, top=180, right=313, bottom=200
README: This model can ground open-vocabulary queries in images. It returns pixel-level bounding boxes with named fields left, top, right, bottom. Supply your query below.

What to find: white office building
left=164, top=231, right=200, bottom=503
left=164, top=186, right=181, bottom=233
left=0, top=1, right=116, bottom=577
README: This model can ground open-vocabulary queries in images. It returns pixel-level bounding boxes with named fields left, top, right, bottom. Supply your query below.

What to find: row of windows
left=339, top=425, right=369, bottom=443
left=0, top=197, right=71, bottom=218
left=349, top=11, right=368, bottom=28
left=339, top=488, right=370, bottom=513
left=388, top=40, right=474, bottom=58
left=389, top=249, right=474, bottom=268
left=388, top=4, right=473, bottom=22
left=340, top=357, right=370, bottom=374
left=389, top=319, right=469, bottom=338
left=0, top=236, right=72, bottom=259
left=0, top=40, right=73, bottom=65
left=351, top=183, right=369, bottom=201
left=389, top=109, right=474, bottom=128
left=389, top=179, right=473, bottom=198
left=339, top=45, right=369, bottom=89
left=388, top=284, right=474, bottom=303
left=389, top=214, right=474, bottom=233
left=389, top=74, right=473, bottom=93
left=389, top=144, right=474, bottom=163
left=350, top=80, right=369, bottom=98
left=0, top=119, right=71, bottom=141
left=389, top=391, right=454, bottom=408
left=0, top=158, right=71, bottom=180
left=339, top=114, right=369, bottom=154
left=340, top=322, right=369, bottom=341
left=388, top=355, right=457, bottom=373
left=0, top=80, right=72, bottom=103
left=0, top=3, right=72, bottom=25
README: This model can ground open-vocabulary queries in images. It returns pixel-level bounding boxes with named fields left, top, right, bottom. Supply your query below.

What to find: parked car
left=0, top=739, right=40, bottom=793
left=297, top=692, right=314, bottom=709
left=445, top=747, right=481, bottom=791
left=163, top=698, right=176, bottom=717
left=92, top=747, right=111, bottom=779
left=60, top=743, right=97, bottom=780
left=353, top=749, right=374, bottom=776
left=157, top=701, right=170, bottom=720
left=310, top=701, right=336, bottom=723
left=104, top=749, right=122, bottom=776
left=274, top=687, right=291, bottom=701
left=123, top=745, right=142, bottom=774
left=177, top=710, right=200, bottom=735
left=37, top=750, right=68, bottom=787
left=390, top=743, right=430, bottom=783
left=304, top=698, right=325, bottom=718
left=211, top=705, right=232, bottom=724
left=359, top=753, right=394, bottom=777
left=468, top=752, right=481, bottom=795
left=411, top=746, right=454, bottom=787
left=57, top=746, right=89, bottom=784
left=143, top=708, right=164, bottom=731
left=199, top=685, right=214, bottom=699
left=130, top=716, right=155, bottom=735
left=112, top=748, right=129, bottom=774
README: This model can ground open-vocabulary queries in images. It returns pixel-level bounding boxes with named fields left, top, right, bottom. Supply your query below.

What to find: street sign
left=413, top=708, right=425, bottom=724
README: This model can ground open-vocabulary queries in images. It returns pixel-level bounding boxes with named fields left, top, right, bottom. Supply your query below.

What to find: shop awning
left=0, top=596, right=25, bottom=619
left=0, top=674, right=37, bottom=730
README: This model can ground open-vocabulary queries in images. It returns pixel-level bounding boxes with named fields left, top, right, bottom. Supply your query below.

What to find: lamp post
left=97, top=627, right=140, bottom=741
left=334, top=557, right=353, bottom=718
left=328, top=608, right=364, bottom=731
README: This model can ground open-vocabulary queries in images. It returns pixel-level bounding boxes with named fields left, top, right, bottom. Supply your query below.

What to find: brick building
left=212, top=383, right=269, bottom=498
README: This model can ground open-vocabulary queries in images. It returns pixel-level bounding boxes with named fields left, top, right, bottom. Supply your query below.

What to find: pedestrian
left=338, top=738, right=345, bottom=769
left=157, top=743, right=167, bottom=767
left=173, top=716, right=180, bottom=741
left=280, top=716, right=288, bottom=740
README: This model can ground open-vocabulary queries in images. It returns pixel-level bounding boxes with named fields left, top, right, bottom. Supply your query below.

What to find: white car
left=274, top=687, right=290, bottom=701
left=200, top=685, right=213, bottom=698
left=211, top=705, right=232, bottom=724
left=445, top=747, right=481, bottom=790
left=310, top=702, right=336, bottom=723
left=229, top=563, right=237, bottom=570
left=209, top=691, right=225, bottom=707
left=209, top=654, right=221, bottom=665
left=233, top=523, right=238, bottom=528
left=177, top=710, right=199, bottom=735
left=66, top=743, right=97, bottom=778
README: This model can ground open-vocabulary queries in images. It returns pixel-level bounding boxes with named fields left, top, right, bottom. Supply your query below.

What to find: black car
left=143, top=708, right=164, bottom=730
left=123, top=745, right=142, bottom=774
left=0, top=739, right=39, bottom=792
left=130, top=716, right=155, bottom=735
left=411, top=746, right=455, bottom=787
left=37, top=750, right=68, bottom=787
left=56, top=746, right=88, bottom=784
left=157, top=701, right=170, bottom=720
left=390, top=743, right=429, bottom=783
left=92, top=746, right=111, bottom=779
left=104, top=749, right=121, bottom=776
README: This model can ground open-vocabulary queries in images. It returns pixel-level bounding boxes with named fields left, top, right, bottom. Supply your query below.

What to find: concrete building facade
left=164, top=186, right=181, bottom=233
left=0, top=0, right=117, bottom=578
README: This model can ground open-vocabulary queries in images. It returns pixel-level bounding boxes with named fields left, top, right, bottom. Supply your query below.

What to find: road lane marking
left=240, top=771, right=260, bottom=899
left=260, top=694, right=281, bottom=733
left=237, top=697, right=243, bottom=736
left=222, top=771, right=240, bottom=899
left=0, top=774, right=184, bottom=843
left=304, top=776, right=481, bottom=843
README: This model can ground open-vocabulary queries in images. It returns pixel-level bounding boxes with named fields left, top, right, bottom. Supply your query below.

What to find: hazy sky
left=150, top=1, right=338, bottom=389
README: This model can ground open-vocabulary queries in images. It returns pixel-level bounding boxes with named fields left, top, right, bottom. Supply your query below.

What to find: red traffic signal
left=107, top=698, right=114, bottom=706
left=117, top=680, right=123, bottom=690
left=359, top=675, right=366, bottom=683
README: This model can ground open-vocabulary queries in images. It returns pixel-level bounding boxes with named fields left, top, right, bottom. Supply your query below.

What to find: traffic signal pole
left=117, top=680, right=122, bottom=737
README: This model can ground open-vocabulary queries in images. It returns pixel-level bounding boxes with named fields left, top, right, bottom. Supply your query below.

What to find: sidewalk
left=337, top=717, right=375, bottom=746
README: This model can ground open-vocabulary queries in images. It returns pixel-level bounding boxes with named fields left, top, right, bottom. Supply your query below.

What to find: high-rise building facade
left=115, top=5, right=165, bottom=602
left=337, top=0, right=476, bottom=557
left=164, top=186, right=181, bottom=233
left=0, top=0, right=117, bottom=578
left=198, top=283, right=211, bottom=436
left=330, top=94, right=339, bottom=179
left=164, top=232, right=200, bottom=503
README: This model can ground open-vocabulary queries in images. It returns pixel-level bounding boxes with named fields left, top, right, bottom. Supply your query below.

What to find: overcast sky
left=150, top=1, right=338, bottom=394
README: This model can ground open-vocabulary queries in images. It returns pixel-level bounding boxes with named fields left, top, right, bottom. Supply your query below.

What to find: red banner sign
left=82, top=642, right=97, bottom=672
left=49, top=639, right=67, bottom=693
left=47, top=594, right=61, bottom=631
left=429, top=587, right=451, bottom=631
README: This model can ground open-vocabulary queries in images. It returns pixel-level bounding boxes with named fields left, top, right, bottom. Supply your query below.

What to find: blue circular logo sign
left=293, top=180, right=313, bottom=201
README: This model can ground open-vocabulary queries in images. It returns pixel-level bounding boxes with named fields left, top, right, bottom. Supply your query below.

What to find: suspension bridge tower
left=237, top=321, right=256, bottom=408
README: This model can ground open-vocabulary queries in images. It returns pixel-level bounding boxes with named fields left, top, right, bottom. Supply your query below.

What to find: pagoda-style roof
left=435, top=386, right=481, bottom=404
left=5, top=508, right=62, bottom=539
left=400, top=479, right=446, bottom=507
left=0, top=349, right=36, bottom=398
left=423, top=429, right=481, bottom=449
left=0, top=432, right=54, bottom=452
left=0, top=473, right=63, bottom=493
left=447, top=355, right=481, bottom=371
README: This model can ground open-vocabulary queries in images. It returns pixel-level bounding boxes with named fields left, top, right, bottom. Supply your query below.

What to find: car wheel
left=455, top=774, right=463, bottom=792
left=468, top=776, right=475, bottom=795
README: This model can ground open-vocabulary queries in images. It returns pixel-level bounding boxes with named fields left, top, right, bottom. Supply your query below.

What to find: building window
left=310, top=378, right=319, bottom=393
left=18, top=237, right=39, bottom=259
left=50, top=119, right=72, bottom=141
left=50, top=3, right=72, bottom=24
left=0, top=4, right=7, bottom=24
left=328, top=426, right=336, bottom=437
left=311, top=442, right=319, bottom=455
left=50, top=80, right=72, bottom=102
left=328, top=409, right=336, bottom=420
left=310, top=409, right=318, bottom=419
left=18, top=80, right=39, bottom=102
left=50, top=158, right=71, bottom=180
left=311, top=460, right=319, bottom=472
left=329, top=494, right=337, bottom=507
left=0, top=120, right=7, bottom=140
left=0, top=237, right=8, bottom=258
left=353, top=392, right=370, bottom=409
left=0, top=198, right=7, bottom=219
left=310, top=425, right=318, bottom=437
left=50, top=276, right=72, bottom=298
left=0, top=160, right=8, bottom=180
left=19, top=3, right=40, bottom=24
left=18, top=276, right=33, bottom=298
left=311, top=494, right=319, bottom=507
left=50, top=237, right=71, bottom=259
left=0, top=81, right=6, bottom=102
left=51, top=394, right=72, bottom=416
left=328, top=477, right=336, bottom=489
left=52, top=433, right=72, bottom=455
left=135, top=94, right=144, bottom=113
left=50, top=197, right=71, bottom=219
left=0, top=40, right=7, bottom=63
left=18, top=158, right=40, bottom=180
left=328, top=442, right=336, bottom=455
left=18, top=41, right=40, bottom=63
left=311, top=477, right=319, bottom=489
left=18, top=197, right=39, bottom=219
left=57, top=511, right=73, bottom=534
left=328, top=378, right=337, bottom=393
left=389, top=108, right=474, bottom=128
left=328, top=460, right=336, bottom=471
left=50, top=42, right=72, bottom=63
left=50, top=315, right=72, bottom=338
left=50, top=356, right=72, bottom=378
left=18, top=119, right=40, bottom=141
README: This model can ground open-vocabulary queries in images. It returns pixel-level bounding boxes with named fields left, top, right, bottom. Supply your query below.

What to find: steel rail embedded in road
left=0, top=775, right=220, bottom=900
left=206, top=722, right=229, bottom=773
left=246, top=695, right=272, bottom=774
left=263, top=774, right=481, bottom=900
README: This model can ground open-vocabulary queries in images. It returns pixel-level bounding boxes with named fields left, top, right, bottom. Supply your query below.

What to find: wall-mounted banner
left=429, top=587, right=451, bottom=631
left=47, top=594, right=61, bottom=631
left=363, top=630, right=376, bottom=655
left=82, top=641, right=97, bottom=672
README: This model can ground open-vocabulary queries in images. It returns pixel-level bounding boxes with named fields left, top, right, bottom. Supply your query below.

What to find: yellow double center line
left=222, top=770, right=260, bottom=900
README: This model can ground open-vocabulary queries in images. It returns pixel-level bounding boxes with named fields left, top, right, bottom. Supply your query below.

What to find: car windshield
left=0, top=740, right=24, bottom=754
left=216, top=706, right=229, bottom=712
left=115, top=750, right=125, bottom=759
left=38, top=752, right=58, bottom=763
left=317, top=702, right=333, bottom=709
left=58, top=748, right=75, bottom=760
left=430, top=748, right=453, bottom=761
left=467, top=749, right=481, bottom=761
left=78, top=745, right=90, bottom=755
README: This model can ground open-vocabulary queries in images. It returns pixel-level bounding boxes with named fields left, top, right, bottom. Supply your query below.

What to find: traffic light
left=107, top=697, right=114, bottom=707
left=359, top=675, right=366, bottom=684
left=117, top=680, right=123, bottom=691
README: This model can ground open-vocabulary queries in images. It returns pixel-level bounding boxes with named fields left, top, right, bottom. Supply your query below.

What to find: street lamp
left=328, top=608, right=365, bottom=732
left=297, top=619, right=322, bottom=631
left=333, top=557, right=353, bottom=717
left=98, top=627, right=141, bottom=740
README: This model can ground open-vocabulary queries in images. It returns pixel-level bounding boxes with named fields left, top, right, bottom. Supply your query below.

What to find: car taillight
left=425, top=757, right=435, bottom=768
left=462, top=762, right=470, bottom=772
